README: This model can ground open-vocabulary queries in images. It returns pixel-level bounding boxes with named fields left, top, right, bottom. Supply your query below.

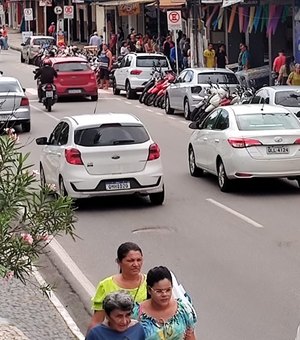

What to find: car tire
left=113, top=78, right=120, bottom=95
left=91, top=95, right=98, bottom=101
left=59, top=176, right=68, bottom=196
left=22, top=121, right=31, bottom=132
left=20, top=53, right=25, bottom=63
left=125, top=81, right=135, bottom=99
left=165, top=95, right=174, bottom=115
left=40, top=164, right=46, bottom=187
left=184, top=98, right=191, bottom=120
left=149, top=186, right=165, bottom=205
left=217, top=159, right=232, bottom=192
left=188, top=146, right=204, bottom=177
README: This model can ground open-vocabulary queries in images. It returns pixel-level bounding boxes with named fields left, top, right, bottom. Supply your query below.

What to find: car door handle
left=203, top=137, right=208, bottom=141
left=215, top=139, right=220, bottom=143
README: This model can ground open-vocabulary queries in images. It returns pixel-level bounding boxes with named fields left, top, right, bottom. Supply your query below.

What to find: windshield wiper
left=112, top=139, right=135, bottom=145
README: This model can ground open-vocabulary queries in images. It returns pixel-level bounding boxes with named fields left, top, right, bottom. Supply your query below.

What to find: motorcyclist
left=34, top=59, right=57, bottom=102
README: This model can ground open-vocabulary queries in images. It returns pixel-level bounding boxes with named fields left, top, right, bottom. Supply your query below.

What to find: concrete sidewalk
left=1, top=29, right=85, bottom=340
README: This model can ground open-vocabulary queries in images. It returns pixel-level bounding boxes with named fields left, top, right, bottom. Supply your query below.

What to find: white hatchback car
left=188, top=104, right=300, bottom=191
left=36, top=113, right=165, bottom=204
left=113, top=53, right=171, bottom=99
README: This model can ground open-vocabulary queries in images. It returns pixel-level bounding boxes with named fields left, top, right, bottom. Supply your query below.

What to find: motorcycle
left=41, top=83, right=57, bottom=112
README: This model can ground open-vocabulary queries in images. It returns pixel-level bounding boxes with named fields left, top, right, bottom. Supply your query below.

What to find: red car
left=50, top=57, right=98, bottom=101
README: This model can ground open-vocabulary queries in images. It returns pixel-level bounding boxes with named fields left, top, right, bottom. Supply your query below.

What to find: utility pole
left=157, top=0, right=161, bottom=50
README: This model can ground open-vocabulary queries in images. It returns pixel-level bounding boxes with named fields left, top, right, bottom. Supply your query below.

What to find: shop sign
left=118, top=4, right=140, bottom=16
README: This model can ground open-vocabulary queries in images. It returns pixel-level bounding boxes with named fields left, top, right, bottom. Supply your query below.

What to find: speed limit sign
left=54, top=6, right=62, bottom=15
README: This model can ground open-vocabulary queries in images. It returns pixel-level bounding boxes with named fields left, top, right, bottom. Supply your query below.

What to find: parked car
left=188, top=104, right=300, bottom=192
left=165, top=67, right=240, bottom=120
left=20, top=35, right=55, bottom=64
left=247, top=86, right=300, bottom=118
left=50, top=57, right=98, bottom=101
left=0, top=77, right=31, bottom=132
left=35, top=113, right=165, bottom=204
left=113, top=53, right=171, bottom=99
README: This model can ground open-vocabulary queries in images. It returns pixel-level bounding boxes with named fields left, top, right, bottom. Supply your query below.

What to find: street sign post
left=24, top=8, right=33, bottom=31
left=64, top=6, right=74, bottom=46
left=167, top=11, right=182, bottom=75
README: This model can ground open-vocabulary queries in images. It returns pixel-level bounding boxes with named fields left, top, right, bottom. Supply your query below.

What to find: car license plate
left=267, top=146, right=289, bottom=154
left=68, top=89, right=82, bottom=94
left=46, top=91, right=53, bottom=98
left=105, top=181, right=131, bottom=191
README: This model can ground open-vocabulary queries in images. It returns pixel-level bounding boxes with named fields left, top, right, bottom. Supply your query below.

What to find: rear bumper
left=55, top=84, right=98, bottom=97
left=0, top=108, right=30, bottom=123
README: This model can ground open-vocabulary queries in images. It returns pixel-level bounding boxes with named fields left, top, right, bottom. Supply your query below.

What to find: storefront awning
left=97, top=0, right=153, bottom=5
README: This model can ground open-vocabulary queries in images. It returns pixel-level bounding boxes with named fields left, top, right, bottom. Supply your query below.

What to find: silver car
left=20, top=35, right=55, bottom=64
left=188, top=104, right=300, bottom=192
left=249, top=85, right=300, bottom=118
left=165, top=67, right=240, bottom=120
left=0, top=77, right=31, bottom=132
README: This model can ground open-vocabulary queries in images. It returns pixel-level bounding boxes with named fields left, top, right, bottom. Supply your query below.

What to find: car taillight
left=65, top=148, right=83, bottom=165
left=147, top=143, right=160, bottom=160
left=130, top=70, right=142, bottom=75
left=294, top=138, right=300, bottom=144
left=45, top=84, right=53, bottom=90
left=90, top=74, right=95, bottom=80
left=228, top=138, right=262, bottom=148
left=20, top=97, right=29, bottom=106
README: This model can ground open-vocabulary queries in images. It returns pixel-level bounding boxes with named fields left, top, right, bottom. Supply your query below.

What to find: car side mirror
left=36, top=137, right=48, bottom=145
left=189, top=121, right=200, bottom=129
left=264, top=97, right=270, bottom=104
left=22, top=88, right=26, bottom=93
left=296, top=111, right=300, bottom=118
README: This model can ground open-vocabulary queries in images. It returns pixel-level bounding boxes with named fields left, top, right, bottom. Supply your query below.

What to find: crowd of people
left=86, top=242, right=197, bottom=339
left=273, top=50, right=300, bottom=85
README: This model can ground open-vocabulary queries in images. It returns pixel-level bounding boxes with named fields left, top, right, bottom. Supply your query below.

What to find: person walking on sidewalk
left=97, top=44, right=113, bottom=90
left=203, top=43, right=216, bottom=68
left=48, top=22, right=56, bottom=37
left=88, top=242, right=147, bottom=331
left=89, top=32, right=102, bottom=51
left=86, top=291, right=145, bottom=340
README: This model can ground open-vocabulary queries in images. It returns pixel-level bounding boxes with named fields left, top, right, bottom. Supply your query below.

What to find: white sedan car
left=36, top=113, right=164, bottom=205
left=188, top=104, right=300, bottom=192
left=249, top=85, right=300, bottom=117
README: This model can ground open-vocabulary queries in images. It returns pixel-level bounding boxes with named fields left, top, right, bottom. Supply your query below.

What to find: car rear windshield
left=136, top=56, right=168, bottom=68
left=0, top=81, right=22, bottom=93
left=197, top=73, right=239, bottom=84
left=33, top=38, right=54, bottom=46
left=55, top=62, right=90, bottom=72
left=74, top=124, right=150, bottom=146
left=236, top=113, right=300, bottom=131
left=275, top=91, right=300, bottom=107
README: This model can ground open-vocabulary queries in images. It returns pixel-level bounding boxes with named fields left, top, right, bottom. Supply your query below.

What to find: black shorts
left=99, top=68, right=110, bottom=80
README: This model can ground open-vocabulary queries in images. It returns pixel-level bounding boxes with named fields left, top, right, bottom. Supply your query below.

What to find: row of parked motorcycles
left=138, top=64, right=256, bottom=124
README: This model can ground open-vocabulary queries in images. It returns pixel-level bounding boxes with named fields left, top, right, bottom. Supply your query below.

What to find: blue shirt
left=86, top=322, right=146, bottom=340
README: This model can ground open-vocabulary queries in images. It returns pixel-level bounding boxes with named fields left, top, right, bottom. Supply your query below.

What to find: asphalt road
left=4, top=48, right=300, bottom=340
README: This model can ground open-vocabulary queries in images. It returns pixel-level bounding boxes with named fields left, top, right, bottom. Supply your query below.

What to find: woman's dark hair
left=117, top=242, right=143, bottom=262
left=103, top=291, right=133, bottom=316
left=147, top=266, right=172, bottom=288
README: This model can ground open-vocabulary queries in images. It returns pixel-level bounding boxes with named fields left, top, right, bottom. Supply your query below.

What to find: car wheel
left=165, top=95, right=174, bottom=115
left=184, top=98, right=191, bottom=120
left=125, top=81, right=135, bottom=99
left=113, top=78, right=120, bottom=95
left=40, top=164, right=46, bottom=187
left=297, top=177, right=300, bottom=188
left=20, top=53, right=25, bottom=63
left=22, top=121, right=31, bottom=132
left=149, top=186, right=165, bottom=205
left=91, top=95, right=98, bottom=101
left=217, top=159, right=232, bottom=192
left=59, top=176, right=68, bottom=196
left=188, top=146, right=204, bottom=177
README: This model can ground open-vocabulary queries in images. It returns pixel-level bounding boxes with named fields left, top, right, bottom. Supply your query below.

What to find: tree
left=0, top=128, right=76, bottom=289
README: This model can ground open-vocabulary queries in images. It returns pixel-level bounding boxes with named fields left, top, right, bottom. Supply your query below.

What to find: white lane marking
left=136, top=105, right=143, bottom=109
left=154, top=112, right=163, bottom=116
left=146, top=109, right=152, bottom=112
left=124, top=101, right=132, bottom=105
left=33, top=267, right=85, bottom=340
left=168, top=116, right=176, bottom=120
left=180, top=120, right=189, bottom=125
left=206, top=198, right=264, bottom=228
left=49, top=238, right=95, bottom=298
left=31, top=104, right=59, bottom=121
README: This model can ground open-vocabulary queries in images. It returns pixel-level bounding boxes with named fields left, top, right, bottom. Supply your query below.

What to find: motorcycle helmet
left=43, top=59, right=52, bottom=66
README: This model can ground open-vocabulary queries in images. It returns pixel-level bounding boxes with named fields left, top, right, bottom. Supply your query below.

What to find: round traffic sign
left=54, top=6, right=62, bottom=15
left=168, top=11, right=180, bottom=24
